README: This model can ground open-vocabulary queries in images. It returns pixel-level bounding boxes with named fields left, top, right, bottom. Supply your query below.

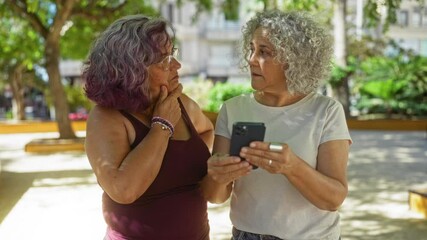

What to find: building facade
left=152, top=0, right=427, bottom=84
left=389, top=1, right=427, bottom=56
left=153, top=0, right=252, bottom=82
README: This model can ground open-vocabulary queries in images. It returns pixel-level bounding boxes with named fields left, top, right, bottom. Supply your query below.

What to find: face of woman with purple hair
left=83, top=15, right=181, bottom=112
left=146, top=41, right=182, bottom=104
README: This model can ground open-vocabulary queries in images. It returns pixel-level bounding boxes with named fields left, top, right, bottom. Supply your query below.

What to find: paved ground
left=0, top=130, right=426, bottom=240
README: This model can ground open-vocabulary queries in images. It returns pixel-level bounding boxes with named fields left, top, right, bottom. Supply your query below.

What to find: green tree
left=279, top=0, right=424, bottom=118
left=186, top=0, right=425, bottom=118
left=2, top=0, right=155, bottom=139
left=0, top=11, right=43, bottom=120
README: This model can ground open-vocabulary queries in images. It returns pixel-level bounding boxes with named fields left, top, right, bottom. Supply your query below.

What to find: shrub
left=204, top=82, right=252, bottom=112
left=353, top=53, right=427, bottom=118
left=182, top=78, right=214, bottom=110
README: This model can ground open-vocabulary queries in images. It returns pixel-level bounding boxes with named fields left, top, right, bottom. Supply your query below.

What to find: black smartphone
left=230, top=122, right=266, bottom=169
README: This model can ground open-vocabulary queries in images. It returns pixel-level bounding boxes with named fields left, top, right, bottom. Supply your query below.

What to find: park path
left=0, top=130, right=426, bottom=239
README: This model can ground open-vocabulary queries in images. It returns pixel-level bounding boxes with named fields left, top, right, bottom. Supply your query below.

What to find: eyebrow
left=166, top=46, right=176, bottom=54
left=160, top=46, right=175, bottom=57
left=249, top=42, right=273, bottom=51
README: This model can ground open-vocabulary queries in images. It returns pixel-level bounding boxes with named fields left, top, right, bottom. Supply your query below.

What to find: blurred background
left=0, top=0, right=426, bottom=129
left=0, top=0, right=426, bottom=239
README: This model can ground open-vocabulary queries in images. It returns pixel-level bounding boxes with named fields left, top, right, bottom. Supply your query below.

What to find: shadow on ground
left=340, top=130, right=427, bottom=239
left=342, top=213, right=427, bottom=239
left=0, top=169, right=94, bottom=224
left=0, top=131, right=426, bottom=240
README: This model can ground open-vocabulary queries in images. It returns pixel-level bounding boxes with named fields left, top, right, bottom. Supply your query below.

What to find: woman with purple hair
left=83, top=15, right=214, bottom=240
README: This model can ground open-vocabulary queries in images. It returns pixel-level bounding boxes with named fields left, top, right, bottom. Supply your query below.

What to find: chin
left=251, top=82, right=262, bottom=91
left=169, top=80, right=180, bottom=90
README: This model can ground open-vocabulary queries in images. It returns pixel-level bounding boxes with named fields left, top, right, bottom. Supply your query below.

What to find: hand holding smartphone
left=230, top=122, right=266, bottom=169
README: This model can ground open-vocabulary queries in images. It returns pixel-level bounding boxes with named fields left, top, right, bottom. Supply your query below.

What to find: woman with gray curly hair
left=83, top=15, right=214, bottom=239
left=202, top=10, right=352, bottom=240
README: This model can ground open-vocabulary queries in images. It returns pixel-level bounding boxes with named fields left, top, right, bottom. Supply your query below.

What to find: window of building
left=397, top=10, right=409, bottom=26
left=423, top=8, right=427, bottom=27
left=177, top=5, right=182, bottom=24
left=412, top=7, right=422, bottom=27
left=421, top=40, right=427, bottom=56
left=167, top=3, right=174, bottom=23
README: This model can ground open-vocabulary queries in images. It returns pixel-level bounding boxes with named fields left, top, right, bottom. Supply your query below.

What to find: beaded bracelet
left=151, top=121, right=173, bottom=137
left=152, top=116, right=174, bottom=132
left=151, top=116, right=174, bottom=137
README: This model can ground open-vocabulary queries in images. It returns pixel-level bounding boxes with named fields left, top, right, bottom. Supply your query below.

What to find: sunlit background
left=1, top=0, right=426, bottom=239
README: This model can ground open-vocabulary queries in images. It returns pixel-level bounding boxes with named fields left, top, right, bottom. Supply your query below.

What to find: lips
left=169, top=76, right=179, bottom=89
left=171, top=74, right=179, bottom=80
left=251, top=72, right=262, bottom=77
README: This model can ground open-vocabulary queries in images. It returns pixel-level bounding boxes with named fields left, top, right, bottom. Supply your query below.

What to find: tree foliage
left=0, top=7, right=45, bottom=120
left=364, top=0, right=426, bottom=32
left=1, top=0, right=157, bottom=138
left=354, top=43, right=427, bottom=117
left=61, top=0, right=157, bottom=60
left=1, top=0, right=426, bottom=126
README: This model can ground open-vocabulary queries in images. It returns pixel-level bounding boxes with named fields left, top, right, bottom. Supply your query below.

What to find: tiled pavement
left=0, top=130, right=426, bottom=240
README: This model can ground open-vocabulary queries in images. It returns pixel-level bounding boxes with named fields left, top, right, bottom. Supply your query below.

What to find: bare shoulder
left=85, top=105, right=132, bottom=158
left=180, top=94, right=213, bottom=134
left=86, top=105, right=130, bottom=138
left=179, top=94, right=198, bottom=108
left=88, top=105, right=119, bottom=117
left=87, top=105, right=123, bottom=126
left=179, top=94, right=203, bottom=116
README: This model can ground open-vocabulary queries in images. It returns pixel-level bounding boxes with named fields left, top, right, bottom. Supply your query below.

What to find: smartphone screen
left=230, top=122, right=266, bottom=169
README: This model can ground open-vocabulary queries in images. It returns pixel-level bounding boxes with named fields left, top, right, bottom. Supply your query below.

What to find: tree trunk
left=263, top=0, right=278, bottom=10
left=45, top=36, right=76, bottom=139
left=333, top=0, right=351, bottom=117
left=9, top=64, right=26, bottom=120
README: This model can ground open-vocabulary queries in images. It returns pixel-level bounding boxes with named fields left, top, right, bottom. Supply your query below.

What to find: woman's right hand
left=152, top=84, right=183, bottom=127
left=207, top=153, right=252, bottom=185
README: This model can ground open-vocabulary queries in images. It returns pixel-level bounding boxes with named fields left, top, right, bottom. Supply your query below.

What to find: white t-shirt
left=215, top=92, right=352, bottom=240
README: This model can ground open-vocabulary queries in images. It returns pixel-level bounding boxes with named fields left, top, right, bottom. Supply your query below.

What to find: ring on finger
left=269, top=142, right=283, bottom=152
left=268, top=159, right=272, bottom=166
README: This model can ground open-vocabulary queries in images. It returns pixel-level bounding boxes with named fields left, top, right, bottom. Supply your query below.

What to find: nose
left=248, top=52, right=258, bottom=66
left=171, top=57, right=181, bottom=70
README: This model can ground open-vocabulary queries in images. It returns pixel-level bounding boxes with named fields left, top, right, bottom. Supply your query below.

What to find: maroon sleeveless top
left=103, top=99, right=211, bottom=240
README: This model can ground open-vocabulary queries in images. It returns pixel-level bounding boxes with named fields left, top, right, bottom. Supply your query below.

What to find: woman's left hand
left=239, top=141, right=298, bottom=174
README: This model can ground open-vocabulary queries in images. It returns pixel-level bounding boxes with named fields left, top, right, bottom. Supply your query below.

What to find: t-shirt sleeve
left=320, top=101, right=352, bottom=145
left=214, top=103, right=231, bottom=139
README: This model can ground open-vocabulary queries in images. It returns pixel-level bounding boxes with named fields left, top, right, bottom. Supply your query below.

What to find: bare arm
left=241, top=139, right=350, bottom=211
left=288, top=140, right=350, bottom=210
left=200, top=135, right=252, bottom=203
left=178, top=94, right=244, bottom=203
left=85, top=107, right=170, bottom=204
left=85, top=85, right=182, bottom=204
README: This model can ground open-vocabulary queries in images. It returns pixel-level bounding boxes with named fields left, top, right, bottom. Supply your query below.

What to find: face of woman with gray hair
left=248, top=27, right=288, bottom=95
left=242, top=10, right=333, bottom=96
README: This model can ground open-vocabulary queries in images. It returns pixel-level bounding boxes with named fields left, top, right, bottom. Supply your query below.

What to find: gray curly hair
left=241, top=10, right=333, bottom=95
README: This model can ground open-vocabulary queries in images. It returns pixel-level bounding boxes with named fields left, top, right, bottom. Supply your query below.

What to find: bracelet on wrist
left=151, top=116, right=174, bottom=133
left=151, top=121, right=173, bottom=137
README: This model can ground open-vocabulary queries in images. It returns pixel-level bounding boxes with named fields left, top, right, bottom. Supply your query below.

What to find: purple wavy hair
left=82, top=15, right=174, bottom=112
